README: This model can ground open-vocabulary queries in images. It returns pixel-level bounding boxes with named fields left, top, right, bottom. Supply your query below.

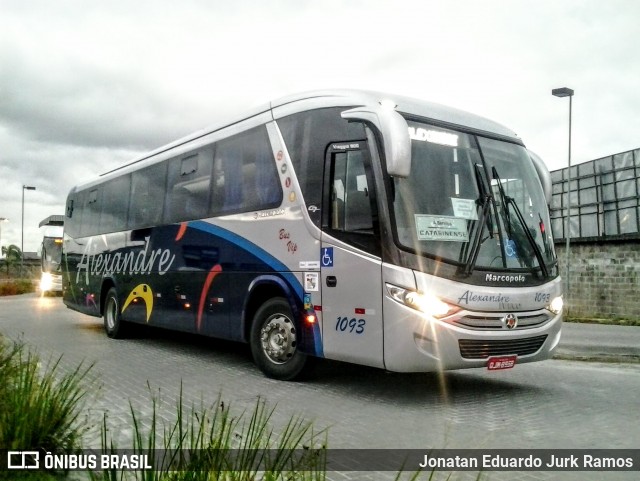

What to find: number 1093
left=335, top=317, right=366, bottom=334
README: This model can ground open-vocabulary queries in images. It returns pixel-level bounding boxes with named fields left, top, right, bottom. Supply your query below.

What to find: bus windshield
left=393, top=120, right=556, bottom=275
left=42, top=236, right=63, bottom=273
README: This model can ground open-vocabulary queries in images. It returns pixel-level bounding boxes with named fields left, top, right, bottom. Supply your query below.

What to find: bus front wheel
left=103, top=287, right=129, bottom=339
left=250, top=298, right=307, bottom=381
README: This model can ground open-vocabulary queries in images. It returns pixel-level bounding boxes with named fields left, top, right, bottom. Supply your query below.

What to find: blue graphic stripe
left=190, top=221, right=300, bottom=291
left=189, top=221, right=324, bottom=357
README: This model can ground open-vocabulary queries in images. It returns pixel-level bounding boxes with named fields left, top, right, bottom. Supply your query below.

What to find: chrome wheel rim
left=106, top=298, right=117, bottom=330
left=260, top=314, right=297, bottom=364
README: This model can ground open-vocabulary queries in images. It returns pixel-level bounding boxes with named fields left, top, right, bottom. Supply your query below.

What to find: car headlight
left=386, top=284, right=461, bottom=319
left=548, top=296, right=564, bottom=315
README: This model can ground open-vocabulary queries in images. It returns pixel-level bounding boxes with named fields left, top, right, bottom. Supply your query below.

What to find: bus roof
left=74, top=89, right=521, bottom=193
left=270, top=90, right=520, bottom=142
left=39, top=215, right=65, bottom=228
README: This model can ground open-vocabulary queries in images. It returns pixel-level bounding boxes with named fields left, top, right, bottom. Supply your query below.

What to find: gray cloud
left=1, top=0, right=639, bottom=251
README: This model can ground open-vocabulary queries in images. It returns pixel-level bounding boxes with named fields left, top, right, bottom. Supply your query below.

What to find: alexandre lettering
left=458, top=290, right=510, bottom=305
left=76, top=236, right=175, bottom=285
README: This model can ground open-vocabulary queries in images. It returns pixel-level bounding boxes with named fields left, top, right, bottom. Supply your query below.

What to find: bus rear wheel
left=250, top=298, right=307, bottom=381
left=103, top=287, right=129, bottom=339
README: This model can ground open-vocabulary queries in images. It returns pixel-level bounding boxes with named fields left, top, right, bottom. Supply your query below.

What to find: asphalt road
left=1, top=294, right=639, bottom=481
left=555, top=322, right=640, bottom=362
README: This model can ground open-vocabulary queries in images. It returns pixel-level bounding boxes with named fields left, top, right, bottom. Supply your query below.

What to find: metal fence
left=550, top=147, right=640, bottom=242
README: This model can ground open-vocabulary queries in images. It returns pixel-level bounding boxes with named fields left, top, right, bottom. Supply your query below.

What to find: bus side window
left=74, top=189, right=100, bottom=238
left=326, top=147, right=380, bottom=256
left=128, top=163, right=166, bottom=229
left=100, top=175, right=130, bottom=233
left=278, top=107, right=367, bottom=229
left=331, top=151, right=373, bottom=234
left=211, top=126, right=282, bottom=216
left=66, top=192, right=84, bottom=238
left=165, top=151, right=213, bottom=223
left=83, top=189, right=101, bottom=237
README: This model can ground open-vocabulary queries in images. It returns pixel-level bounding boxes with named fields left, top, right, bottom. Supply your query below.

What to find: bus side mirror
left=66, top=199, right=74, bottom=218
left=528, top=150, right=552, bottom=205
left=341, top=104, right=411, bottom=178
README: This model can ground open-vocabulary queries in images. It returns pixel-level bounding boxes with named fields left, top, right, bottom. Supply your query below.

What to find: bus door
left=320, top=142, right=384, bottom=369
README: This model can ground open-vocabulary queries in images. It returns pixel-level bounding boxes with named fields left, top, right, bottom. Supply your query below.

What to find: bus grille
left=454, top=312, right=551, bottom=330
left=458, top=335, right=548, bottom=359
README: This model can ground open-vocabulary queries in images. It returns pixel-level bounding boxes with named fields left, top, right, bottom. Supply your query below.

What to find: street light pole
left=552, top=87, right=574, bottom=304
left=21, top=185, right=36, bottom=274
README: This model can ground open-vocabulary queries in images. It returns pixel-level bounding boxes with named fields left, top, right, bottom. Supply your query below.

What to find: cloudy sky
left=1, top=0, right=639, bottom=252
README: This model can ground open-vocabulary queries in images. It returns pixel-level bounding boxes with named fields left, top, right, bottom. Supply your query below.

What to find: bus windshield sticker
left=451, top=198, right=478, bottom=220
left=415, top=215, right=469, bottom=242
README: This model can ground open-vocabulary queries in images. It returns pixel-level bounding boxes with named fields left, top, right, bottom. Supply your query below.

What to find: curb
left=553, top=352, right=640, bottom=364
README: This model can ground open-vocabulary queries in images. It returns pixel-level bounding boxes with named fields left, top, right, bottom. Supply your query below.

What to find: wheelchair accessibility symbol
left=321, top=247, right=334, bottom=267
left=505, top=239, right=517, bottom=258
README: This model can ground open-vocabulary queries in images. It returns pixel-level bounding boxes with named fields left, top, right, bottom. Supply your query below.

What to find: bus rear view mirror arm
left=341, top=105, right=411, bottom=178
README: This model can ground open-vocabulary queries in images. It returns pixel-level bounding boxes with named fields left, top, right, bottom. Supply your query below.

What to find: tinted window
left=100, top=175, right=130, bottom=233
left=165, top=151, right=213, bottom=223
left=278, top=107, right=366, bottom=227
left=211, top=126, right=281, bottom=215
left=330, top=150, right=373, bottom=233
left=65, top=192, right=82, bottom=238
left=128, top=163, right=166, bottom=229
left=81, top=189, right=101, bottom=237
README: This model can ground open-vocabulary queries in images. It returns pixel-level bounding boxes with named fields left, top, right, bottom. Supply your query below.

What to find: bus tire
left=250, top=297, right=307, bottom=381
left=103, top=287, right=128, bottom=339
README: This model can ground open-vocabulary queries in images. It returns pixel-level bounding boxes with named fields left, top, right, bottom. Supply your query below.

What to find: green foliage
left=1, top=244, right=22, bottom=275
left=91, top=387, right=327, bottom=481
left=0, top=338, right=95, bottom=454
left=0, top=278, right=36, bottom=296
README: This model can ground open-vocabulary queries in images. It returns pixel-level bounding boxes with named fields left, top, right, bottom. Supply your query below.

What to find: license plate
left=487, top=355, right=517, bottom=370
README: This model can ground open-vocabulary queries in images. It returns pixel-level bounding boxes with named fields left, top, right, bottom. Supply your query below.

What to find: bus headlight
left=548, top=296, right=564, bottom=315
left=40, top=272, right=53, bottom=292
left=386, top=284, right=460, bottom=319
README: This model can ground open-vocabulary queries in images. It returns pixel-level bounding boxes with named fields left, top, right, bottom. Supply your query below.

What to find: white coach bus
left=39, top=215, right=64, bottom=294
left=62, top=90, right=563, bottom=380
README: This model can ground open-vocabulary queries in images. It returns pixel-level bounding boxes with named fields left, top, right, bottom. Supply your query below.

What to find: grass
left=91, top=386, right=328, bottom=481
left=0, top=339, right=95, bottom=452
left=0, top=278, right=36, bottom=296
left=0, top=338, right=95, bottom=480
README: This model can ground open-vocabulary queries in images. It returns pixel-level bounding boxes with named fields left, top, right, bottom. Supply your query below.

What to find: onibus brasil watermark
left=3, top=449, right=639, bottom=472
left=5, top=451, right=151, bottom=471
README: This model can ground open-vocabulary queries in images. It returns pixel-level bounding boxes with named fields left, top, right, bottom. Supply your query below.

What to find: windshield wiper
left=460, top=164, right=493, bottom=277
left=492, top=167, right=549, bottom=278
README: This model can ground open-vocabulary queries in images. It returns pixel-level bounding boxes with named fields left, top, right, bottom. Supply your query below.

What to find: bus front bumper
left=382, top=304, right=563, bottom=373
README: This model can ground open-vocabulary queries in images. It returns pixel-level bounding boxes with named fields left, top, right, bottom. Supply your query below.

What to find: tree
left=1, top=244, right=22, bottom=276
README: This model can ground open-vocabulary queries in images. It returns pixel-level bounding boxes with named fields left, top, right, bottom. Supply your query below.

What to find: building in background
left=550, top=148, right=640, bottom=319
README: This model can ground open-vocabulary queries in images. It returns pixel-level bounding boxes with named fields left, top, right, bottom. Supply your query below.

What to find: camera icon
left=7, top=451, right=40, bottom=469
